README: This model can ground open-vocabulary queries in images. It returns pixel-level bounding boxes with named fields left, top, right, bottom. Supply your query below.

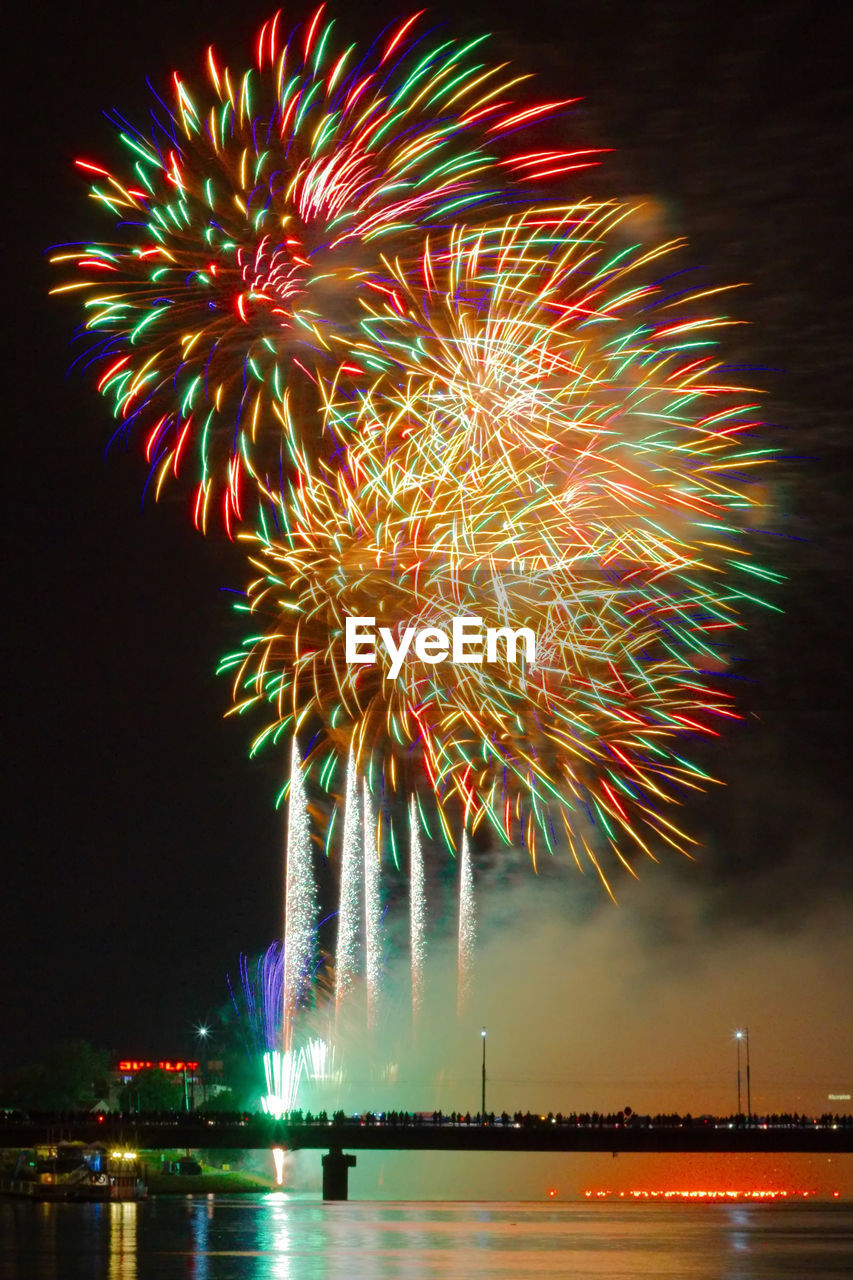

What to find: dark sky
left=3, top=0, right=851, bottom=1080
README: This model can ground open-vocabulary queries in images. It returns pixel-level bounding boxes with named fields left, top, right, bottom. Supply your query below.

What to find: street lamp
left=734, top=1029, right=751, bottom=1118
left=197, top=1025, right=210, bottom=1108
left=481, top=1028, right=487, bottom=1122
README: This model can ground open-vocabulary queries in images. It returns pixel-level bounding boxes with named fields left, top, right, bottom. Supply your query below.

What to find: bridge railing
left=3, top=1108, right=851, bottom=1131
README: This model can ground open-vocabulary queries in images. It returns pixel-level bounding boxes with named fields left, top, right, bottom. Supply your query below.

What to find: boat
left=1, top=1142, right=147, bottom=1201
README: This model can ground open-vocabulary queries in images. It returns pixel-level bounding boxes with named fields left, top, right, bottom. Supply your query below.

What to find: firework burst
left=222, top=202, right=775, bottom=885
left=54, top=14, right=776, bottom=915
left=50, top=10, right=590, bottom=533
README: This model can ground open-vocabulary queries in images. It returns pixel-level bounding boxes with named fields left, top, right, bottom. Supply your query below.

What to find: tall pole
left=198, top=1027, right=209, bottom=1108
left=745, top=1027, right=751, bottom=1121
left=481, top=1027, right=487, bottom=1121
left=735, top=1031, right=743, bottom=1115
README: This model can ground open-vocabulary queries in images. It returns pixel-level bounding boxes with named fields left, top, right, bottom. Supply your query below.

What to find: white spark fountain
left=363, top=782, right=383, bottom=1032
left=335, top=749, right=362, bottom=1008
left=409, top=796, right=426, bottom=1020
left=261, top=1048, right=305, bottom=1118
left=283, top=739, right=316, bottom=1054
left=303, top=1036, right=331, bottom=1082
left=457, top=829, right=476, bottom=1013
left=261, top=1037, right=331, bottom=1118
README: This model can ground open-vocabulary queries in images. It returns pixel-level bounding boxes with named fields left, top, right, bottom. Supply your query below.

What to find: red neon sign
left=117, top=1060, right=199, bottom=1073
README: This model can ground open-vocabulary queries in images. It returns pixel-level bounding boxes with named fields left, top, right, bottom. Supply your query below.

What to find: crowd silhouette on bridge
left=282, top=1108, right=852, bottom=1131
left=5, top=1107, right=850, bottom=1130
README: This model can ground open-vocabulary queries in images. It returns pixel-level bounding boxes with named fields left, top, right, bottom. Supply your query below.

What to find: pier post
left=322, top=1148, right=357, bottom=1200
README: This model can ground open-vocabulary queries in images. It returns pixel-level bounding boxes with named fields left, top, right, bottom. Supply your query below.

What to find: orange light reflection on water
left=583, top=1188, right=841, bottom=1201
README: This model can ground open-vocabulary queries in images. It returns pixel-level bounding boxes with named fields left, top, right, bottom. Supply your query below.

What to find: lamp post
left=481, top=1027, right=487, bottom=1122
left=735, top=1030, right=745, bottom=1117
left=197, top=1025, right=210, bottom=1108
left=744, top=1027, right=751, bottom=1121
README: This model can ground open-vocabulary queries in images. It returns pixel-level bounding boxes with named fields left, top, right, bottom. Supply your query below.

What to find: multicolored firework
left=229, top=939, right=333, bottom=1115
left=223, top=202, right=774, bottom=886
left=230, top=941, right=285, bottom=1060
left=50, top=8, right=590, bottom=533
left=58, top=15, right=776, bottom=1062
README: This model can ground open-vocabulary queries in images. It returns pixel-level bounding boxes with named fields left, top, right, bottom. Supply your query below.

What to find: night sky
left=4, top=0, right=851, bottom=1111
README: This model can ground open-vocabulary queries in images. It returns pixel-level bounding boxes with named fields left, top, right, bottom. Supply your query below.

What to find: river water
left=1, top=1197, right=851, bottom=1280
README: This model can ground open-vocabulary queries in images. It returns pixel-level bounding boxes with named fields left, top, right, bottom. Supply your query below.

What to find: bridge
left=3, top=1113, right=850, bottom=1199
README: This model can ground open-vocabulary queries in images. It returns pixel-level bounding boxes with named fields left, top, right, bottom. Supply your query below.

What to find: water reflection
left=188, top=1195, right=211, bottom=1280
left=260, top=1194, right=298, bottom=1280
left=256, top=1193, right=340, bottom=1280
left=37, top=1203, right=58, bottom=1279
left=1, top=1197, right=851, bottom=1279
left=727, top=1205, right=751, bottom=1255
left=108, top=1202, right=137, bottom=1280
